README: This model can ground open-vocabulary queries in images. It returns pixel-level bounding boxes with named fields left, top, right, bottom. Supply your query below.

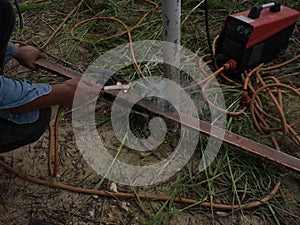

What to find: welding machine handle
left=248, top=1, right=281, bottom=19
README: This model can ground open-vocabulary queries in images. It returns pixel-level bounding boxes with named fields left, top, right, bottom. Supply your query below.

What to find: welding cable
left=0, top=158, right=282, bottom=210
left=195, top=59, right=248, bottom=116
left=39, top=0, right=84, bottom=50
left=195, top=51, right=299, bottom=210
left=242, top=64, right=264, bottom=91
left=14, top=0, right=23, bottom=29
left=201, top=78, right=247, bottom=116
left=48, top=106, right=64, bottom=177
left=260, top=54, right=300, bottom=71
left=235, top=53, right=300, bottom=148
left=198, top=53, right=242, bottom=92
left=204, top=0, right=213, bottom=57
left=70, top=0, right=158, bottom=79
left=251, top=66, right=300, bottom=140
left=184, top=58, right=237, bottom=91
left=183, top=66, right=225, bottom=90
left=198, top=54, right=212, bottom=76
left=71, top=16, right=147, bottom=78
left=243, top=65, right=300, bottom=148
left=249, top=80, right=300, bottom=147
left=255, top=73, right=289, bottom=134
left=240, top=64, right=264, bottom=106
left=71, top=0, right=158, bottom=43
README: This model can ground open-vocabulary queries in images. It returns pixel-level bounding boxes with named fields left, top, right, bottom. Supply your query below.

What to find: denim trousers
left=0, top=0, right=51, bottom=153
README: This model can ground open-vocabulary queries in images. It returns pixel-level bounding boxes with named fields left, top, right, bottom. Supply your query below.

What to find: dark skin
left=11, top=45, right=102, bottom=113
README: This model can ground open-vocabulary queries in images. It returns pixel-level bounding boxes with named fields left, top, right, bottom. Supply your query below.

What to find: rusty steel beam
left=35, top=58, right=83, bottom=79
left=35, top=58, right=300, bottom=174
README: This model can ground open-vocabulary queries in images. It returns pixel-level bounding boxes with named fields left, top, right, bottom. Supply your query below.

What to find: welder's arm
left=11, top=78, right=102, bottom=113
left=6, top=44, right=102, bottom=113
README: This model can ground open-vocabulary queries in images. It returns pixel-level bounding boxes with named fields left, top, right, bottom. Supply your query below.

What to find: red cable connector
left=223, top=59, right=237, bottom=70
left=241, top=92, right=251, bottom=106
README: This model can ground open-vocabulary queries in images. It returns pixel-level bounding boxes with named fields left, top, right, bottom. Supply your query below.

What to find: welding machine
left=215, top=1, right=300, bottom=73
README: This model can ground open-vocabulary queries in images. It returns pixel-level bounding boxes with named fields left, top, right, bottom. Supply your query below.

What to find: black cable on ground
left=204, top=0, right=213, bottom=56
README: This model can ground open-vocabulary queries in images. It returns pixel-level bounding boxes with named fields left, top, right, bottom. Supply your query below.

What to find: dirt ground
left=0, top=0, right=300, bottom=225
left=3, top=107, right=298, bottom=225
left=1, top=102, right=299, bottom=224
left=0, top=106, right=218, bottom=225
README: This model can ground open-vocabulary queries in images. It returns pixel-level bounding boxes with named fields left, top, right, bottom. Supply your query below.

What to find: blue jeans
left=0, top=0, right=51, bottom=152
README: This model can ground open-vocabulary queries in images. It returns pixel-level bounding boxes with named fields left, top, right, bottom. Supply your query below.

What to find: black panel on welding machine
left=222, top=38, right=242, bottom=59
left=215, top=17, right=253, bottom=72
left=248, top=42, right=264, bottom=65
left=242, top=23, right=296, bottom=70
left=259, top=24, right=295, bottom=62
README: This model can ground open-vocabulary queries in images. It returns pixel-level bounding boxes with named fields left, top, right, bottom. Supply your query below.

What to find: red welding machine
left=215, top=1, right=300, bottom=73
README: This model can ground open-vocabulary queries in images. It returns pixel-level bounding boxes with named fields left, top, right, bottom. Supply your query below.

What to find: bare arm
left=10, top=45, right=102, bottom=113
left=11, top=78, right=102, bottom=113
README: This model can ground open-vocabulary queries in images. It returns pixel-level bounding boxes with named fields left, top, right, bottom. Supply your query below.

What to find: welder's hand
left=14, top=45, right=43, bottom=70
left=57, top=78, right=103, bottom=109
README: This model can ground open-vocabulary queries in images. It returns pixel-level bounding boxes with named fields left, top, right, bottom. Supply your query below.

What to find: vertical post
left=162, top=0, right=181, bottom=83
left=160, top=0, right=181, bottom=111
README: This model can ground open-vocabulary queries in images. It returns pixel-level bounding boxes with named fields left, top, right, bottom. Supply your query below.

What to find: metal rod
left=162, top=0, right=181, bottom=80
left=162, top=0, right=181, bottom=110
left=34, top=58, right=300, bottom=174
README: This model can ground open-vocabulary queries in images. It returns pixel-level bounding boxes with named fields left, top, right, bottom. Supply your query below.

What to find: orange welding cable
left=71, top=16, right=145, bottom=78
left=260, top=54, right=300, bottom=71
left=247, top=79, right=282, bottom=148
left=0, top=159, right=282, bottom=210
left=250, top=82, right=300, bottom=146
left=251, top=82, right=300, bottom=128
left=256, top=72, right=300, bottom=142
left=200, top=73, right=247, bottom=116
left=184, top=66, right=225, bottom=90
left=48, top=106, right=64, bottom=177
left=252, top=74, right=283, bottom=125
left=248, top=79, right=282, bottom=149
left=243, top=64, right=264, bottom=90
left=248, top=71, right=289, bottom=138
left=69, top=0, right=158, bottom=78
left=48, top=123, right=54, bottom=176
left=70, top=0, right=158, bottom=43
left=198, top=55, right=212, bottom=79
left=40, top=0, right=84, bottom=50
left=256, top=73, right=289, bottom=135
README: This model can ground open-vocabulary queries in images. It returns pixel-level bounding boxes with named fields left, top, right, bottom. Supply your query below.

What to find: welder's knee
left=0, top=108, right=52, bottom=153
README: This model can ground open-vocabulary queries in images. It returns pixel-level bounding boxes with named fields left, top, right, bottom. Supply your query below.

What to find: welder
left=0, top=0, right=101, bottom=153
